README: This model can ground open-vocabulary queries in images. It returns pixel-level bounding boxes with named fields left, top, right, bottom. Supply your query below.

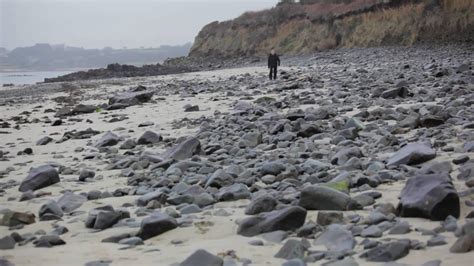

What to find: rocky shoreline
left=0, top=44, right=473, bottom=265
left=43, top=56, right=262, bottom=83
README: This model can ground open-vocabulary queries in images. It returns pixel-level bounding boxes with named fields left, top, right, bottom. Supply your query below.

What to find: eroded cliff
left=189, top=0, right=473, bottom=58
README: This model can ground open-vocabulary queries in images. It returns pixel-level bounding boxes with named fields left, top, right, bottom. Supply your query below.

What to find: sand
left=0, top=64, right=473, bottom=266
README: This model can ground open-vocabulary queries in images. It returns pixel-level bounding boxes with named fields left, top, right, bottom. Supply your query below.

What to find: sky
left=0, top=0, right=278, bottom=50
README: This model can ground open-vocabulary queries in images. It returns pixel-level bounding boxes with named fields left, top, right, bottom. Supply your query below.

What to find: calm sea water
left=0, top=71, right=76, bottom=85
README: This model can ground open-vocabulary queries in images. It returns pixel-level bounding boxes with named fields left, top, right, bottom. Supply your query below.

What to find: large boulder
left=161, top=137, right=201, bottom=160
left=387, top=142, right=436, bottom=166
left=137, top=213, right=178, bottom=240
left=237, top=206, right=307, bottom=237
left=397, top=174, right=460, bottom=221
left=108, top=90, right=154, bottom=106
left=299, top=185, right=359, bottom=211
left=19, top=165, right=60, bottom=192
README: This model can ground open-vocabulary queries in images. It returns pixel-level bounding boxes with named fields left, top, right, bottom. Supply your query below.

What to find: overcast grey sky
left=1, top=0, right=278, bottom=50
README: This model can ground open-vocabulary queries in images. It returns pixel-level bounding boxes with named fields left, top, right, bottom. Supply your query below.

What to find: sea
left=0, top=71, right=76, bottom=85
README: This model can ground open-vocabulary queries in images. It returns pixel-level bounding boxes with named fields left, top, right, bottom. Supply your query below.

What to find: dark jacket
left=268, top=54, right=280, bottom=68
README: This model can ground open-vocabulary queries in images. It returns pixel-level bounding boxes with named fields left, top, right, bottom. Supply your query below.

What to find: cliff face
left=189, top=0, right=473, bottom=58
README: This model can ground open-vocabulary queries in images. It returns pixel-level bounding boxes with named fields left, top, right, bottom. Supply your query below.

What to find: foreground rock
left=19, top=165, right=60, bottom=192
left=180, top=249, right=223, bottom=266
left=237, top=206, right=307, bottom=237
left=397, top=174, right=460, bottom=221
left=361, top=240, right=410, bottom=262
left=137, top=213, right=178, bottom=240
left=387, top=142, right=436, bottom=166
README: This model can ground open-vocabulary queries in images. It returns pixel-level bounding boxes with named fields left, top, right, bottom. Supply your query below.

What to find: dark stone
left=161, top=137, right=201, bottom=160
left=36, top=136, right=53, bottom=146
left=92, top=211, right=122, bottom=230
left=184, top=105, right=199, bottom=112
left=299, top=185, right=359, bottom=211
left=137, top=131, right=163, bottom=145
left=317, top=211, right=344, bottom=226
left=261, top=161, right=286, bottom=176
left=34, top=235, right=66, bottom=247
left=237, top=206, right=307, bottom=237
left=388, top=221, right=411, bottom=235
left=450, top=234, right=474, bottom=253
left=39, top=200, right=64, bottom=220
left=420, top=116, right=445, bottom=128
left=71, top=104, right=96, bottom=115
left=57, top=192, right=87, bottom=213
left=0, top=235, right=15, bottom=250
left=331, top=147, right=363, bottom=166
left=216, top=183, right=251, bottom=201
left=79, top=169, right=95, bottom=181
left=360, top=240, right=410, bottom=262
left=453, top=155, right=469, bottom=165
left=19, top=165, right=60, bottom=192
left=137, top=213, right=178, bottom=240
left=245, top=195, right=278, bottom=215
left=0, top=211, right=35, bottom=226
left=94, top=131, right=119, bottom=148
left=118, top=237, right=144, bottom=246
left=297, top=124, right=322, bottom=138
left=108, top=90, right=154, bottom=106
left=427, top=235, right=447, bottom=246
left=205, top=169, right=233, bottom=188
left=387, top=142, right=436, bottom=166
left=314, top=224, right=355, bottom=252
left=274, top=239, right=306, bottom=260
left=180, top=249, right=223, bottom=266
left=101, top=233, right=132, bottom=243
left=381, top=87, right=409, bottom=99
left=397, top=174, right=460, bottom=220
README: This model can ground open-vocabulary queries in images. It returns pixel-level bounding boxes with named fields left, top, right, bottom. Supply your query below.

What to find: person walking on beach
left=268, top=49, right=280, bottom=80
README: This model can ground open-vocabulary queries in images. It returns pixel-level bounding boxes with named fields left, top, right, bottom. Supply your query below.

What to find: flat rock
left=360, top=240, right=410, bottom=262
left=237, top=206, right=307, bottom=237
left=387, top=142, right=436, bottom=166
